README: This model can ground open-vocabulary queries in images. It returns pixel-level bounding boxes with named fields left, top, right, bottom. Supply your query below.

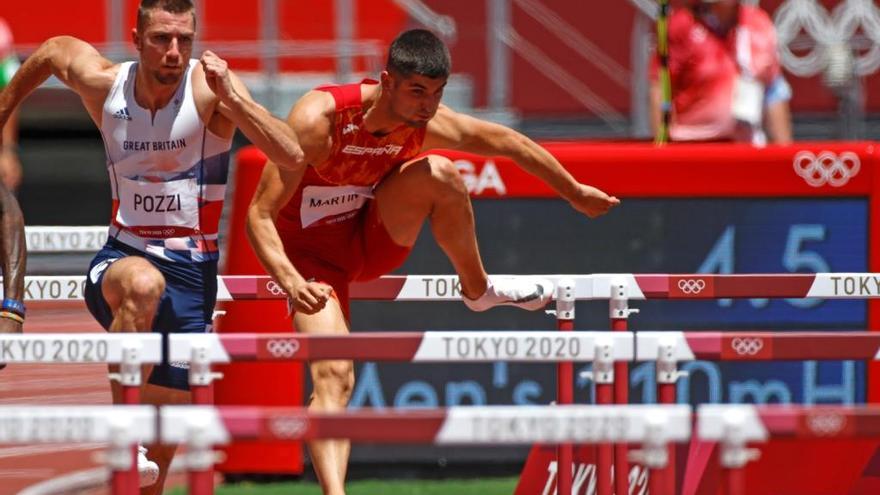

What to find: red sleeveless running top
left=276, top=80, right=427, bottom=234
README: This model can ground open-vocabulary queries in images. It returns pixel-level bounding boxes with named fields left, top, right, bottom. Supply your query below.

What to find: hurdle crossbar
left=160, top=404, right=692, bottom=445
left=637, top=331, right=880, bottom=362
left=0, top=405, right=155, bottom=444
left=25, top=226, right=108, bottom=253
left=168, top=331, right=633, bottom=363
left=698, top=404, right=880, bottom=495
left=8, top=331, right=880, bottom=365
left=0, top=334, right=162, bottom=363
left=698, top=404, right=880, bottom=443
left=10, top=273, right=880, bottom=302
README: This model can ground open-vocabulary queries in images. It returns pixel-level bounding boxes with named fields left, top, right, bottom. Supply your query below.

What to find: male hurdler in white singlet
left=0, top=1, right=304, bottom=492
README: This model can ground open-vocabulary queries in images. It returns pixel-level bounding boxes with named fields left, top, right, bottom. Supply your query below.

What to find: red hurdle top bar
left=159, top=405, right=692, bottom=445
left=698, top=405, right=880, bottom=441
left=13, top=273, right=880, bottom=301
left=217, top=273, right=880, bottom=301
left=637, top=332, right=880, bottom=362
left=168, top=332, right=634, bottom=363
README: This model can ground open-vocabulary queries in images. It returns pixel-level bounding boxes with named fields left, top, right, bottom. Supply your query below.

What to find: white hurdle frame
left=0, top=403, right=691, bottom=495
left=0, top=406, right=155, bottom=494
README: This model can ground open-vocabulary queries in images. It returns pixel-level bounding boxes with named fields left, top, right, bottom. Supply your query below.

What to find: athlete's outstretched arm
left=201, top=51, right=305, bottom=171
left=246, top=91, right=333, bottom=314
left=0, top=182, right=25, bottom=334
left=0, top=36, right=114, bottom=133
left=423, top=106, right=620, bottom=218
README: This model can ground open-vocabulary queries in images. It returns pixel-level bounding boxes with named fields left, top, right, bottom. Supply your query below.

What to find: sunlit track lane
left=0, top=302, right=108, bottom=494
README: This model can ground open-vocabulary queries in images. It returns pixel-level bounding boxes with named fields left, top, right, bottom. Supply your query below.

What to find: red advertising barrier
left=215, top=147, right=303, bottom=474
left=223, top=142, right=880, bottom=490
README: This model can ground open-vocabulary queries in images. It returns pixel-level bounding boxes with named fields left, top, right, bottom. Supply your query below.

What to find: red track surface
left=0, top=302, right=187, bottom=495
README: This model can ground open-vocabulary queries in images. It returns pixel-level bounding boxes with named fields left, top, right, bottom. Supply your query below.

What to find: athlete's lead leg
left=375, top=154, right=552, bottom=310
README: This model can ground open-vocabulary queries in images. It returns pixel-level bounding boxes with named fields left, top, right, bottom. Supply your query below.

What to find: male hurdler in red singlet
left=247, top=29, right=619, bottom=495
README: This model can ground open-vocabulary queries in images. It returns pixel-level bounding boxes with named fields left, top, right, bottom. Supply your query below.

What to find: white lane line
left=0, top=391, right=109, bottom=405
left=0, top=468, right=57, bottom=478
left=0, top=376, right=107, bottom=391
left=0, top=443, right=104, bottom=460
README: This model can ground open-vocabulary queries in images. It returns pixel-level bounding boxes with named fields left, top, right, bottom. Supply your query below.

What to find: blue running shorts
left=84, top=238, right=218, bottom=390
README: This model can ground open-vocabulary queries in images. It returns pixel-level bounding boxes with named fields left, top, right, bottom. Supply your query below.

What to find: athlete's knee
left=425, top=155, right=467, bottom=197
left=313, top=359, right=354, bottom=399
left=119, top=267, right=165, bottom=306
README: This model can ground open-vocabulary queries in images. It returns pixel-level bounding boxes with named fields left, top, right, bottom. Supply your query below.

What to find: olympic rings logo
left=793, top=151, right=861, bottom=188
left=269, top=416, right=308, bottom=439
left=677, top=279, right=706, bottom=294
left=730, top=337, right=764, bottom=356
left=266, top=281, right=288, bottom=297
left=774, top=0, right=880, bottom=78
left=266, top=338, right=300, bottom=358
left=806, top=412, right=846, bottom=437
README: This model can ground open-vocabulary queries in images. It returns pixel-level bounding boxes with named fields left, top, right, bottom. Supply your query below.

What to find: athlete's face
left=697, top=0, right=739, bottom=27
left=134, top=9, right=195, bottom=86
left=384, top=72, right=447, bottom=128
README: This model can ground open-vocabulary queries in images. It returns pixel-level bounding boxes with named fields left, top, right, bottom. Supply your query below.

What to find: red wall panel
left=0, top=1, right=107, bottom=44
left=4, top=1, right=878, bottom=115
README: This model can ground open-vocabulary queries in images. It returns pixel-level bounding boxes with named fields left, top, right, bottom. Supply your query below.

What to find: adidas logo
left=342, top=123, right=358, bottom=135
left=113, top=107, right=132, bottom=121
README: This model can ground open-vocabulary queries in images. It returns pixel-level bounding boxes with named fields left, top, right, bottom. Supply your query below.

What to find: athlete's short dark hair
left=137, top=0, right=196, bottom=32
left=386, top=29, right=451, bottom=79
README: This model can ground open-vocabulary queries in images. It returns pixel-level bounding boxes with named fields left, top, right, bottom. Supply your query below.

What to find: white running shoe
left=138, top=445, right=160, bottom=487
left=463, top=276, right=554, bottom=312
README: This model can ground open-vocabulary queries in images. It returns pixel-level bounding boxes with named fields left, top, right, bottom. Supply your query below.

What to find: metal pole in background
left=195, top=0, right=205, bottom=37
left=840, top=79, right=866, bottom=139
left=487, top=0, right=511, bottom=115
left=107, top=0, right=124, bottom=55
left=630, top=12, right=653, bottom=139
left=335, top=0, right=355, bottom=82
left=260, top=0, right=280, bottom=114
left=654, top=0, right=671, bottom=145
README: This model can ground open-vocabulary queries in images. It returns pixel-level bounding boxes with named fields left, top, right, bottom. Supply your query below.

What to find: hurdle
left=0, top=402, right=691, bottom=495
left=0, top=405, right=154, bottom=494
left=9, top=398, right=880, bottom=495
left=11, top=266, right=880, bottom=494
left=24, top=226, right=109, bottom=253
left=8, top=330, right=880, bottom=494
left=697, top=404, right=880, bottom=495
left=0, top=333, right=162, bottom=492
left=1, top=330, right=634, bottom=494
left=636, top=331, right=880, bottom=495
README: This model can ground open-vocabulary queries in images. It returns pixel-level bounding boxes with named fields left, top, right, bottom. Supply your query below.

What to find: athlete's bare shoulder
left=43, top=36, right=121, bottom=123
left=288, top=90, right=335, bottom=165
left=423, top=104, right=470, bottom=150
left=46, top=36, right=118, bottom=99
left=76, top=64, right=120, bottom=111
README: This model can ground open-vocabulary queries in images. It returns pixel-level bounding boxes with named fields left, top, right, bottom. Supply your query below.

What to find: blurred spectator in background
left=650, top=0, right=793, bottom=145
left=0, top=18, right=20, bottom=189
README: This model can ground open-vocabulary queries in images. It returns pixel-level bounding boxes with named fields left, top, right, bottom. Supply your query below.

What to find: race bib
left=731, top=75, right=764, bottom=126
left=300, top=185, right=372, bottom=228
left=115, top=177, right=200, bottom=230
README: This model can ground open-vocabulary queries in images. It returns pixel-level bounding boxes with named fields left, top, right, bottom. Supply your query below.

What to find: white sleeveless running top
left=100, top=60, right=232, bottom=263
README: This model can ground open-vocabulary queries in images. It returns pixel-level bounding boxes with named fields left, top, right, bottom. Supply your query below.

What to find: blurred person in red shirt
left=0, top=18, right=20, bottom=188
left=650, top=0, right=793, bottom=145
